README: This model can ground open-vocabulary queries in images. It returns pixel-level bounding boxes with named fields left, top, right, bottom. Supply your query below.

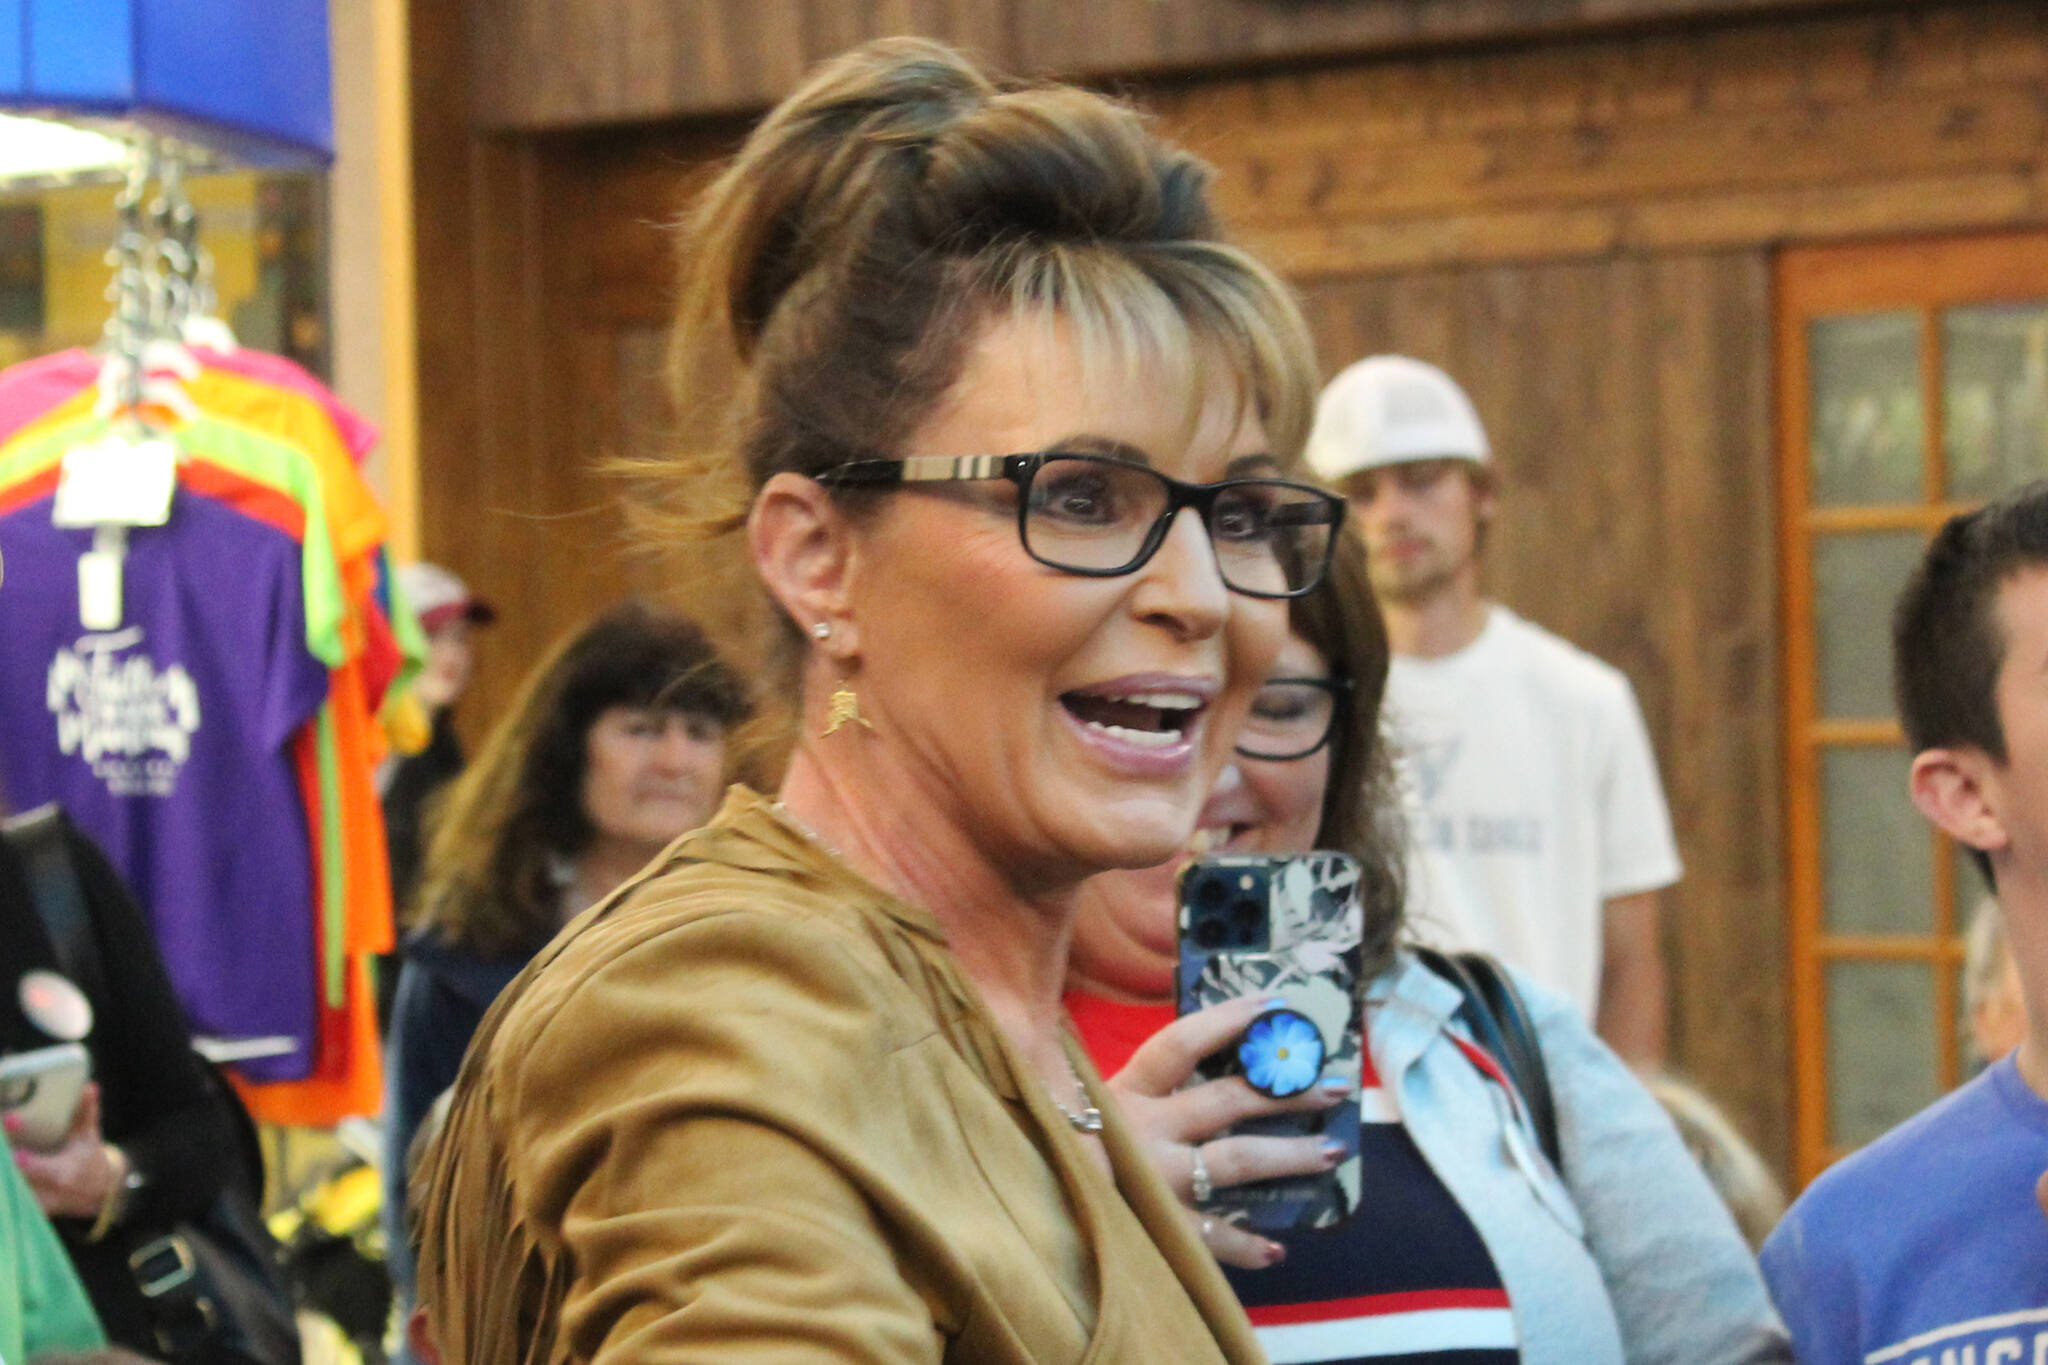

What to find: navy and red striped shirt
left=1067, top=993, right=1519, bottom=1364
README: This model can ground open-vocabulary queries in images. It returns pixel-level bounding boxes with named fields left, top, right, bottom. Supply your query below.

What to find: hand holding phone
left=1106, top=994, right=1350, bottom=1267
left=10, top=1080, right=118, bottom=1221
left=1177, top=851, right=1365, bottom=1234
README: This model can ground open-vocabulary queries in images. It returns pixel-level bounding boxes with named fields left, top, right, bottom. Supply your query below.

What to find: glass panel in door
left=1809, top=312, right=1925, bottom=507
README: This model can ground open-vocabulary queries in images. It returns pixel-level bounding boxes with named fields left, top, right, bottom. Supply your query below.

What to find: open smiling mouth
left=1059, top=689, right=1207, bottom=750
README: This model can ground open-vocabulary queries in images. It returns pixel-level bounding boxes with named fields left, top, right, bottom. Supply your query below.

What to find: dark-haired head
left=413, top=602, right=752, bottom=956
left=1894, top=480, right=2048, bottom=888
left=1287, top=527, right=1406, bottom=976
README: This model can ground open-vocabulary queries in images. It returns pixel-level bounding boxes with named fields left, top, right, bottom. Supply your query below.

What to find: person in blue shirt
left=1762, top=481, right=2048, bottom=1365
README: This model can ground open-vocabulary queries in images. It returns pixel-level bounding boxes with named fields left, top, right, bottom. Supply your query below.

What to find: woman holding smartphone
left=0, top=809, right=240, bottom=1356
left=1068, top=530, right=1791, bottom=1364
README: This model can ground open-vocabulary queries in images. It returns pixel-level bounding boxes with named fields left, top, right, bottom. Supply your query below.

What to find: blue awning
left=0, top=0, right=331, bottom=165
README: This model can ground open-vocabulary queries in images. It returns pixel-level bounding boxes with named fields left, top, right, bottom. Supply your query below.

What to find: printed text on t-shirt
left=1413, top=812, right=1544, bottom=857
left=46, top=626, right=201, bottom=797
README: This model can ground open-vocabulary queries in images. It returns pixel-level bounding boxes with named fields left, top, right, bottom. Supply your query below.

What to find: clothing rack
left=0, top=154, right=413, bottom=1126
left=103, top=144, right=155, bottom=421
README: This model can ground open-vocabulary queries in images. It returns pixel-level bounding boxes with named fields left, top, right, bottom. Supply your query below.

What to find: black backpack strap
left=2, top=803, right=112, bottom=1010
left=1455, top=951, right=1562, bottom=1173
left=1413, top=945, right=1563, bottom=1172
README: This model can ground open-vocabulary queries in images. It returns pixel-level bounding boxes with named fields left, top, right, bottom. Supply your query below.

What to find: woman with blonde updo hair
left=415, top=37, right=1346, bottom=1365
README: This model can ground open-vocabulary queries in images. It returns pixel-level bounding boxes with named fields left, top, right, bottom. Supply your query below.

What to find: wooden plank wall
left=466, top=0, right=1877, bottom=128
left=1146, top=1, right=2048, bottom=281
left=1303, top=257, right=1782, bottom=1164
left=411, top=0, right=2048, bottom=1176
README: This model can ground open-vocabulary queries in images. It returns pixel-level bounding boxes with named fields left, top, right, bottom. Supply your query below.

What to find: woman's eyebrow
left=1046, top=434, right=1150, bottom=463
left=1226, top=453, right=1283, bottom=477
left=1038, top=441, right=1283, bottom=478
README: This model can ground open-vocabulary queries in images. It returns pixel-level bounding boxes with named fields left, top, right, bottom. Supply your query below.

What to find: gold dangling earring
left=823, top=680, right=873, bottom=736
left=812, top=621, right=871, bottom=735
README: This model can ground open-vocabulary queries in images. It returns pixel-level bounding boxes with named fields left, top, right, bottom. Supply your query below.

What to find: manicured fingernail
left=1262, top=1240, right=1287, bottom=1266
left=1319, top=1076, right=1354, bottom=1095
left=1320, top=1139, right=1347, bottom=1166
left=1261, top=996, right=1288, bottom=1007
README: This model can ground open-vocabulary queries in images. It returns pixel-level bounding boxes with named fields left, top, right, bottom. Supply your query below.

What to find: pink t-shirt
left=0, top=346, right=378, bottom=465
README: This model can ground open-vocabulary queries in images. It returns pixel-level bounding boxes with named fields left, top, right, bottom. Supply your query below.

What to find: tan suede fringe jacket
left=414, top=787, right=1268, bottom=1365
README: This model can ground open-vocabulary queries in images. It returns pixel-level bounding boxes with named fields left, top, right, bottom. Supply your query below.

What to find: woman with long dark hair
left=380, top=601, right=750, bottom=1335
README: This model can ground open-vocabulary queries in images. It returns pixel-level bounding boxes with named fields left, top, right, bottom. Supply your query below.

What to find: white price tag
left=78, top=544, right=123, bottom=630
left=52, top=433, right=177, bottom=528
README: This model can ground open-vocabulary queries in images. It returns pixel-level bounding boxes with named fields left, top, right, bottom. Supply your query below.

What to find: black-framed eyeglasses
left=1235, top=675, right=1352, bottom=762
left=814, top=452, right=1346, bottom=599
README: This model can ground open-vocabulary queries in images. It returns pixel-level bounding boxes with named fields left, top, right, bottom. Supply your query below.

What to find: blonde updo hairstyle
left=665, top=39, right=1319, bottom=689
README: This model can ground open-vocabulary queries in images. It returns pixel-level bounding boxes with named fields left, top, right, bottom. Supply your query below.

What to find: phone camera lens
left=1192, top=918, right=1227, bottom=950
left=1228, top=899, right=1261, bottom=945
left=1194, top=875, right=1227, bottom=910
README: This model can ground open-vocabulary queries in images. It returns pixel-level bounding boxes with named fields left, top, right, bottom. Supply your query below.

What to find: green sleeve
left=0, top=1152, right=106, bottom=1359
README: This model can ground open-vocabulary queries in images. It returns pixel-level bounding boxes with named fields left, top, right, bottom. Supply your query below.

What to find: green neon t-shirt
left=0, top=1152, right=106, bottom=1360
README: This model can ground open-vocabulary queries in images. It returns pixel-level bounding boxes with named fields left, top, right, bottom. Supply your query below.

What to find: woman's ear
left=747, top=473, right=862, bottom=656
left=1910, top=746, right=2010, bottom=859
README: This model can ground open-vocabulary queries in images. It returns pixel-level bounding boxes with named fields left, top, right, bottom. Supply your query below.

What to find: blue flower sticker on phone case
left=1238, top=1007, right=1326, bottom=1098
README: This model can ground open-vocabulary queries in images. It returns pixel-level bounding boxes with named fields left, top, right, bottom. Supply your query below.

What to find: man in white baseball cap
left=1307, top=356, right=1681, bottom=1066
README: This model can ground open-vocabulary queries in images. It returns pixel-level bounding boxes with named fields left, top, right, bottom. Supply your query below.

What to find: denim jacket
left=1368, top=952, right=1791, bottom=1365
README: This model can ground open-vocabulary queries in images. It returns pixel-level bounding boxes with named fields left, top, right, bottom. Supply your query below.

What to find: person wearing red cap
left=398, top=562, right=498, bottom=717
left=378, top=563, right=496, bottom=1028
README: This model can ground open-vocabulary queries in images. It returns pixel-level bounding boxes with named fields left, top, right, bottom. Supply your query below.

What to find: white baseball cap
left=1304, top=355, right=1490, bottom=481
left=398, top=562, right=497, bottom=634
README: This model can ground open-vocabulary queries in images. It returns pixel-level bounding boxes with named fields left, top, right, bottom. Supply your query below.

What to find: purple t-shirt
left=0, top=486, right=328, bottom=1079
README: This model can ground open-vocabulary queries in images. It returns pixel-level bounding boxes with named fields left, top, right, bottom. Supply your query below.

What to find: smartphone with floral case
left=1175, top=851, right=1364, bottom=1233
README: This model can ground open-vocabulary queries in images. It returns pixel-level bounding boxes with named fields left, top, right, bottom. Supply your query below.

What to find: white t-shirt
left=1387, top=605, right=1682, bottom=1020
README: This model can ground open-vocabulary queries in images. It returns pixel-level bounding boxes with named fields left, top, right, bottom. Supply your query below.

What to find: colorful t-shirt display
left=0, top=344, right=378, bottom=468
left=1761, top=1053, right=2048, bottom=1365
left=0, top=485, right=329, bottom=1079
left=192, top=344, right=381, bottom=464
left=0, top=338, right=406, bottom=1124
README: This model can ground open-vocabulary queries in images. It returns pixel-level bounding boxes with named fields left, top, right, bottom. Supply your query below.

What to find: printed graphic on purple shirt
left=0, top=486, right=328, bottom=1080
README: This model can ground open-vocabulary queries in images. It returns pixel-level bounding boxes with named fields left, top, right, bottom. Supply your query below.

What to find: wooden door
left=1780, top=230, right=2048, bottom=1185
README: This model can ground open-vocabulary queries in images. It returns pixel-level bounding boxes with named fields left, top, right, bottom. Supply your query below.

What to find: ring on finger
left=1201, top=1216, right=1214, bottom=1240
left=1190, top=1144, right=1214, bottom=1205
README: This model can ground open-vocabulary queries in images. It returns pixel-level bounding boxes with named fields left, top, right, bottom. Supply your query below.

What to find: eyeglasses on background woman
left=1236, top=674, right=1351, bottom=761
